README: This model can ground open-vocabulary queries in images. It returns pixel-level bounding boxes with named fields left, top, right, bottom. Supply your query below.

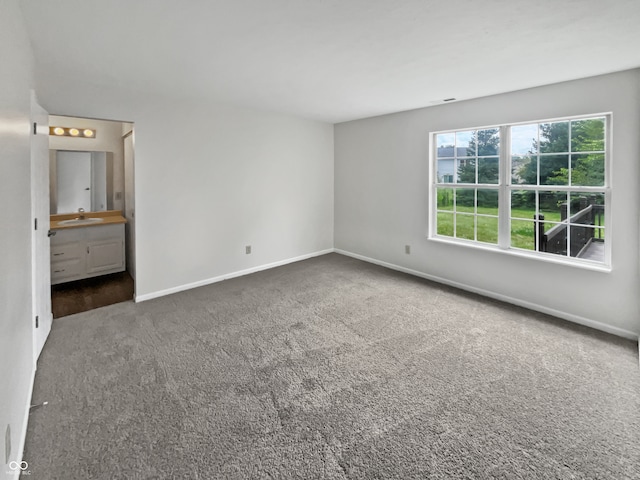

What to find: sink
left=58, top=217, right=105, bottom=226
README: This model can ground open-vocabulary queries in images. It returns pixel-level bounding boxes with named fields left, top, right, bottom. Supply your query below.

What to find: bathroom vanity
left=49, top=210, right=127, bottom=285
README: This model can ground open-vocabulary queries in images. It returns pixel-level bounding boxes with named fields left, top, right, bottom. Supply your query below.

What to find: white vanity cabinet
left=51, top=223, right=125, bottom=284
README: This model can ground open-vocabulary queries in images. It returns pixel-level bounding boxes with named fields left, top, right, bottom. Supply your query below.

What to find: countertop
left=50, top=210, right=127, bottom=230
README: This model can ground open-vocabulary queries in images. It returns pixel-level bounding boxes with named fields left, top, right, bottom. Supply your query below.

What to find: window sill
left=427, top=235, right=612, bottom=273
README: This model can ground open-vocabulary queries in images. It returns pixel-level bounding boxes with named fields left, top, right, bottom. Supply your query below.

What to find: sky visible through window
left=438, top=126, right=534, bottom=156
left=511, top=124, right=537, bottom=155
left=433, top=116, right=608, bottom=264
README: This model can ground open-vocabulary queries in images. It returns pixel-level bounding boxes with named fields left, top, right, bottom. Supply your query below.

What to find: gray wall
left=335, top=70, right=640, bottom=338
left=36, top=85, right=335, bottom=300
left=0, top=0, right=36, bottom=477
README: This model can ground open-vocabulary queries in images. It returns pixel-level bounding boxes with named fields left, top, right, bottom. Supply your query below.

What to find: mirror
left=50, top=150, right=115, bottom=214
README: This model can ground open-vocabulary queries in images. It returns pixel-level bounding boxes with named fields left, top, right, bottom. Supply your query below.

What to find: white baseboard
left=335, top=248, right=640, bottom=341
left=133, top=245, right=638, bottom=341
left=135, top=249, right=335, bottom=303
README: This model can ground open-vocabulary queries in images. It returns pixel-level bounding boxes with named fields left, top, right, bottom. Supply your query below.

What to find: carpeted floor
left=24, top=253, right=640, bottom=479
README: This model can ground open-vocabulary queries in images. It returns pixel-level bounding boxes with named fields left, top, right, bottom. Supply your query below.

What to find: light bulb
left=69, top=128, right=80, bottom=136
left=53, top=127, right=65, bottom=136
left=83, top=129, right=94, bottom=137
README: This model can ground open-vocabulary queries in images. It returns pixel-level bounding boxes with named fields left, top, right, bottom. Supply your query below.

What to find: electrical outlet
left=405, top=245, right=411, bottom=254
left=245, top=245, right=251, bottom=255
left=5, top=423, right=11, bottom=463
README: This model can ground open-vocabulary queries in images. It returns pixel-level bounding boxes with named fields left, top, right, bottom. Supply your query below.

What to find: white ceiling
left=19, top=0, right=640, bottom=123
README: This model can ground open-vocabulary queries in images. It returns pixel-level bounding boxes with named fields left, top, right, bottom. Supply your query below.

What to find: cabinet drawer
left=51, top=258, right=84, bottom=283
left=50, top=228, right=81, bottom=246
left=86, top=224, right=124, bottom=241
left=51, top=242, right=83, bottom=261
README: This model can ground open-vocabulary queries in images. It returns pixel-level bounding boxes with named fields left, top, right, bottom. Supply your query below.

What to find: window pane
left=511, top=190, right=536, bottom=220
left=520, top=215, right=565, bottom=254
left=510, top=219, right=535, bottom=250
left=570, top=153, right=604, bottom=186
left=594, top=225, right=605, bottom=242
left=569, top=193, right=605, bottom=231
left=569, top=224, right=605, bottom=262
left=538, top=191, right=567, bottom=222
left=455, top=214, right=475, bottom=240
left=477, top=216, right=498, bottom=244
left=437, top=159, right=456, bottom=183
left=457, top=159, right=476, bottom=184
left=540, top=155, right=569, bottom=185
left=576, top=193, right=606, bottom=237
left=456, top=130, right=474, bottom=154
left=569, top=226, right=605, bottom=261
left=476, top=129, right=500, bottom=156
left=477, top=189, right=498, bottom=212
left=540, top=219, right=562, bottom=234
left=511, top=124, right=538, bottom=155
left=437, top=212, right=454, bottom=237
left=539, top=121, right=569, bottom=154
left=455, top=188, right=475, bottom=213
left=437, top=133, right=455, bottom=157
left=511, top=155, right=537, bottom=185
left=542, top=221, right=568, bottom=257
left=568, top=193, right=592, bottom=216
left=569, top=198, right=589, bottom=219
left=436, top=188, right=454, bottom=211
left=478, top=157, right=499, bottom=184
left=571, top=118, right=605, bottom=152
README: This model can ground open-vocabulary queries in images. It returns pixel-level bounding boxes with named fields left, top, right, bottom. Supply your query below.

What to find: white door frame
left=123, top=128, right=136, bottom=287
left=31, top=92, right=52, bottom=362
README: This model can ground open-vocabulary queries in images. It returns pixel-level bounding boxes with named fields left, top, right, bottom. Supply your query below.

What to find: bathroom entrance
left=48, top=115, right=136, bottom=317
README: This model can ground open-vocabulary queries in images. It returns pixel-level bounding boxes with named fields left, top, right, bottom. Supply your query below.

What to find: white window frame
left=428, top=113, right=611, bottom=271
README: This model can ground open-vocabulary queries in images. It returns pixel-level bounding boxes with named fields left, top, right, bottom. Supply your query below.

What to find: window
left=431, top=115, right=609, bottom=266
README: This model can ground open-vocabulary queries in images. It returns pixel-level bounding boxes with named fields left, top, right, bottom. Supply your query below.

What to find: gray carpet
left=24, top=253, right=640, bottom=479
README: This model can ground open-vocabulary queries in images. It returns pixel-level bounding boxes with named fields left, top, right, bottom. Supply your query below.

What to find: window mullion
left=498, top=125, right=510, bottom=249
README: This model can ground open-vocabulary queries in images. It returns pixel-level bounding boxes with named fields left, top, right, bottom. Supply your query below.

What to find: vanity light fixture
left=49, top=126, right=96, bottom=138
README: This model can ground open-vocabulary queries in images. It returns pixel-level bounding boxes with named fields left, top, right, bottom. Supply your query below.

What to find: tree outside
left=436, top=118, right=605, bottom=249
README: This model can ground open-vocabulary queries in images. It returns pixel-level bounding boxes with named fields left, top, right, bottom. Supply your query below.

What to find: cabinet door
left=86, top=238, right=124, bottom=273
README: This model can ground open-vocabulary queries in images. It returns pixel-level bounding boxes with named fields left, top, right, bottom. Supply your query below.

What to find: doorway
left=48, top=115, right=136, bottom=318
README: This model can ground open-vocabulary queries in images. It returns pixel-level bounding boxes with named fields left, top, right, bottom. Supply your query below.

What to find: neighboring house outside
left=436, top=146, right=469, bottom=183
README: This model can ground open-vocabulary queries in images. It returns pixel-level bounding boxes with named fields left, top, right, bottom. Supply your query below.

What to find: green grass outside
left=435, top=207, right=602, bottom=250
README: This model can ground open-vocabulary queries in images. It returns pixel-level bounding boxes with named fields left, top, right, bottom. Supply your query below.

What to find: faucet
left=78, top=208, right=85, bottom=220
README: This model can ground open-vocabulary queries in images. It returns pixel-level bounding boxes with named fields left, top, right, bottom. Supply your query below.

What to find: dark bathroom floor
left=51, top=271, right=134, bottom=318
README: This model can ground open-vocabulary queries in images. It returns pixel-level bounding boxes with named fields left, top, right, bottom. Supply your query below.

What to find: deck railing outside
left=535, top=196, right=604, bottom=258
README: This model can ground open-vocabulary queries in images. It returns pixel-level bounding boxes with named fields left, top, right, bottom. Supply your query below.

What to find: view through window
left=432, top=115, right=608, bottom=265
